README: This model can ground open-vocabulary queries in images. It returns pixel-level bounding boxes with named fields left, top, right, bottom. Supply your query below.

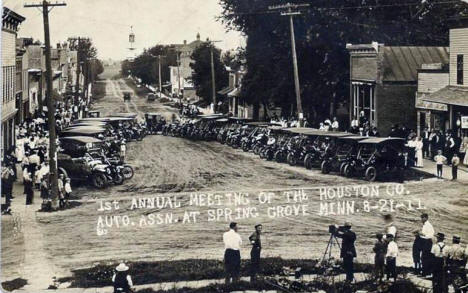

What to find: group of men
left=221, top=214, right=467, bottom=292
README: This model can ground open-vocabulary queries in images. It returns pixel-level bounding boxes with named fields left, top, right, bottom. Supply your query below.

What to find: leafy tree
left=190, top=42, right=228, bottom=105
left=219, top=0, right=468, bottom=122
left=121, top=45, right=178, bottom=86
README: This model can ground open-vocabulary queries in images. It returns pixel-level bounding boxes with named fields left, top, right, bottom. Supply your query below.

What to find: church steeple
left=196, top=32, right=200, bottom=41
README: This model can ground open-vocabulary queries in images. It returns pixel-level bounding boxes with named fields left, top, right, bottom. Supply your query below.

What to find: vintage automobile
left=320, top=136, right=367, bottom=175
left=59, top=136, right=104, bottom=158
left=343, top=137, right=408, bottom=181
left=147, top=93, right=156, bottom=101
left=303, top=131, right=351, bottom=170
left=57, top=153, right=108, bottom=188
left=61, top=126, right=110, bottom=139
left=258, top=126, right=290, bottom=160
left=145, top=112, right=165, bottom=134
left=87, top=110, right=100, bottom=118
left=280, top=128, right=321, bottom=166
left=123, top=92, right=131, bottom=101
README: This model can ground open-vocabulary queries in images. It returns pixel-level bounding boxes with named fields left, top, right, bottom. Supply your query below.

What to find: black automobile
left=281, top=128, right=321, bottom=166
left=87, top=110, right=100, bottom=118
left=59, top=136, right=104, bottom=158
left=57, top=153, right=108, bottom=188
left=145, top=112, right=165, bottom=134
left=343, top=137, right=408, bottom=181
left=320, top=136, right=367, bottom=175
left=303, top=132, right=351, bottom=170
left=61, top=126, right=110, bottom=139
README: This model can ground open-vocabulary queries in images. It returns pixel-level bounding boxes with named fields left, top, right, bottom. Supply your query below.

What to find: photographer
left=334, top=221, right=357, bottom=283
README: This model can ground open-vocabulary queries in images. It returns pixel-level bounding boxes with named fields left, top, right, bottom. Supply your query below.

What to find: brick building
left=2, top=7, right=25, bottom=155
left=419, top=17, right=468, bottom=140
left=346, top=42, right=449, bottom=136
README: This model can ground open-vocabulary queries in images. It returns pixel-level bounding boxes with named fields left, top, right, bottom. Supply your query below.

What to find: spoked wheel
left=365, top=166, right=378, bottom=182
left=321, top=161, right=330, bottom=174
left=339, top=162, right=347, bottom=175
left=287, top=154, right=297, bottom=166
left=122, top=165, right=134, bottom=179
left=114, top=174, right=124, bottom=185
left=304, top=154, right=313, bottom=170
left=92, top=173, right=108, bottom=189
left=343, top=164, right=353, bottom=178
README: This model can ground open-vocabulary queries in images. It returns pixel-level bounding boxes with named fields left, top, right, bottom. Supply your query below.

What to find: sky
left=3, top=0, right=245, bottom=60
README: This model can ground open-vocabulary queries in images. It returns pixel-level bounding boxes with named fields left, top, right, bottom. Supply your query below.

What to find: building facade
left=347, top=42, right=449, bottom=136
left=419, top=18, right=468, bottom=139
left=2, top=7, right=25, bottom=155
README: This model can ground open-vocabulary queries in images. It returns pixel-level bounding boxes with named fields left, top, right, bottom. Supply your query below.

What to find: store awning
left=218, top=86, right=233, bottom=95
left=227, top=87, right=240, bottom=97
left=421, top=86, right=468, bottom=107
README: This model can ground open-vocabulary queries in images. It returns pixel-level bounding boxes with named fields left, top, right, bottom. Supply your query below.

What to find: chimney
left=184, top=40, right=187, bottom=45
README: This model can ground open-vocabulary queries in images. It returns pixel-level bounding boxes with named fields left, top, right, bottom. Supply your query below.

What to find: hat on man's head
left=421, top=213, right=429, bottom=218
left=453, top=235, right=461, bottom=242
left=344, top=221, right=352, bottom=228
left=436, top=232, right=445, bottom=240
left=115, top=263, right=129, bottom=272
left=255, top=224, right=262, bottom=229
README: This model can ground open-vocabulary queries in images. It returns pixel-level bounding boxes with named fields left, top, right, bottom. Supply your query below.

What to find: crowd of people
left=111, top=214, right=467, bottom=293
left=0, top=97, right=91, bottom=215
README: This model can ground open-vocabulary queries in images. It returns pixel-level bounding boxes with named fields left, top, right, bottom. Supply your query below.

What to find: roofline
left=3, top=7, right=26, bottom=23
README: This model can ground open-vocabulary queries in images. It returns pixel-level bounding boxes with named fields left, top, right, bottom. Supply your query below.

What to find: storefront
left=421, top=86, right=468, bottom=139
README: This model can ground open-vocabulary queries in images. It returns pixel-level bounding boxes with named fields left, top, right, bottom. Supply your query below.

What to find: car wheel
left=287, top=154, right=297, bottom=166
left=266, top=150, right=274, bottom=161
left=114, top=174, right=124, bottom=185
left=339, top=162, right=347, bottom=175
left=343, top=164, right=352, bottom=177
left=92, top=173, right=108, bottom=189
left=365, top=166, right=377, bottom=182
left=58, top=167, right=69, bottom=179
left=321, top=161, right=330, bottom=174
left=122, top=165, right=134, bottom=179
left=304, top=154, right=313, bottom=170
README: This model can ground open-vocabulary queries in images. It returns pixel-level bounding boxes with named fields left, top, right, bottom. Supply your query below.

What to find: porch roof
left=421, top=86, right=468, bottom=107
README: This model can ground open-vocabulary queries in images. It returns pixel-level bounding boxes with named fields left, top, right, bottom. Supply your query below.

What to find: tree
left=121, top=45, right=178, bottom=86
left=219, top=0, right=468, bottom=123
left=190, top=42, right=228, bottom=105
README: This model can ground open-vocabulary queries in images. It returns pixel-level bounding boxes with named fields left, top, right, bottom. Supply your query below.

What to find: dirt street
left=2, top=68, right=467, bottom=290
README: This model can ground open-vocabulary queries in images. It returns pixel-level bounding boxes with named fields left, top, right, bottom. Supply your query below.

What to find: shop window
left=457, top=54, right=464, bottom=85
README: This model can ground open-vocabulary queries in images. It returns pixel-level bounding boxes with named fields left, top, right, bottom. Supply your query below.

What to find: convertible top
left=60, top=136, right=103, bottom=144
left=338, top=135, right=368, bottom=141
left=108, top=113, right=138, bottom=118
left=284, top=128, right=321, bottom=135
left=62, top=127, right=107, bottom=135
left=359, top=137, right=405, bottom=144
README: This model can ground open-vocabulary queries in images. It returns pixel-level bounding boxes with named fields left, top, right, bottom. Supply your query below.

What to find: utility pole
left=25, top=0, right=66, bottom=210
left=207, top=39, right=221, bottom=113
left=269, top=2, right=309, bottom=126
left=149, top=54, right=166, bottom=98
left=177, top=52, right=182, bottom=102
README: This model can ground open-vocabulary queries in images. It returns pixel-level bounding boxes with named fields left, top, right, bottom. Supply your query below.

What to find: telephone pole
left=25, top=0, right=66, bottom=210
left=269, top=2, right=309, bottom=126
left=207, top=39, right=221, bottom=113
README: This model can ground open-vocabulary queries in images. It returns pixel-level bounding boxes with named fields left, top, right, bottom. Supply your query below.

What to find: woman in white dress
left=461, top=137, right=468, bottom=166
left=415, top=137, right=424, bottom=167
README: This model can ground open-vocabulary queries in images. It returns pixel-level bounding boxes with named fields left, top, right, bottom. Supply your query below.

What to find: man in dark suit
left=335, top=221, right=357, bottom=283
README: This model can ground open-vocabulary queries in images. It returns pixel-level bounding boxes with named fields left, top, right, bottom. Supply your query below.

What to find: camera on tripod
left=328, top=224, right=345, bottom=234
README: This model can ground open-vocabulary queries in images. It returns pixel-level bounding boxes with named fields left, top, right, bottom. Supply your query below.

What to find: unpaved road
left=2, top=67, right=467, bottom=290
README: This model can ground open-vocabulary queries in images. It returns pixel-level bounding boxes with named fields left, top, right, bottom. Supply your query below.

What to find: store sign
left=461, top=116, right=468, bottom=129
left=415, top=94, right=448, bottom=111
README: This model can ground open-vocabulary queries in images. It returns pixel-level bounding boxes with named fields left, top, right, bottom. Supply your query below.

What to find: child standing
left=434, top=150, right=447, bottom=179
left=373, top=233, right=386, bottom=281
left=451, top=153, right=460, bottom=181
left=64, top=178, right=72, bottom=207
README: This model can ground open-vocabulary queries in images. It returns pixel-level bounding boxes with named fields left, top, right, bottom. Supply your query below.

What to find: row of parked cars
left=57, top=112, right=143, bottom=188
left=157, top=114, right=409, bottom=182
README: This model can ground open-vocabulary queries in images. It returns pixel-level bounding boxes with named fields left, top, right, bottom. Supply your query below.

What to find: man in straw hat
left=431, top=232, right=448, bottom=293
left=112, top=263, right=133, bottom=293
left=335, top=221, right=357, bottom=283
